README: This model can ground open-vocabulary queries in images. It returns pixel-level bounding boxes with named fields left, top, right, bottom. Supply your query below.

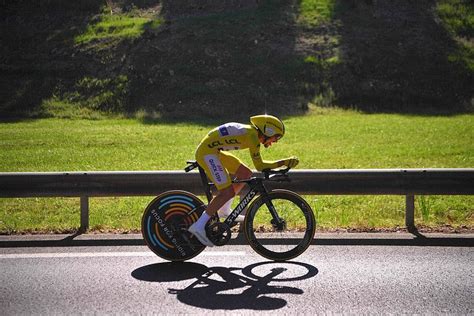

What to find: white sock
left=219, top=197, right=234, bottom=216
left=194, top=212, right=211, bottom=230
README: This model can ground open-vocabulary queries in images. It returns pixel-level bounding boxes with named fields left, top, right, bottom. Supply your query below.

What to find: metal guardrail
left=1, top=169, right=473, bottom=232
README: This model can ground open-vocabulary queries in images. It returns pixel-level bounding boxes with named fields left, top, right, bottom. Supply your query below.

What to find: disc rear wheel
left=141, top=190, right=206, bottom=261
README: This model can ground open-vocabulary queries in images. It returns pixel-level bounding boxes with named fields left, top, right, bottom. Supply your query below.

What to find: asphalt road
left=1, top=233, right=473, bottom=314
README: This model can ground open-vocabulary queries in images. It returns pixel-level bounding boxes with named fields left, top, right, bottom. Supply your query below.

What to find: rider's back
left=196, top=122, right=259, bottom=153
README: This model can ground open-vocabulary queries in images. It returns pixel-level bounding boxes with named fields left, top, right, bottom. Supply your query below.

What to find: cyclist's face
left=263, top=135, right=279, bottom=148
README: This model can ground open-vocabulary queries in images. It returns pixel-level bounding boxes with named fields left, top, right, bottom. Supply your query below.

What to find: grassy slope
left=1, top=112, right=472, bottom=233
left=1, top=0, right=472, bottom=118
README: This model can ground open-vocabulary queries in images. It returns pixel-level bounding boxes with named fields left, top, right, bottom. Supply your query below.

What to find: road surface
left=1, top=233, right=473, bottom=314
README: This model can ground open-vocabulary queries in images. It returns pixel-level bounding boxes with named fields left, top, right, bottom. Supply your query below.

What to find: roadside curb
left=1, top=232, right=472, bottom=248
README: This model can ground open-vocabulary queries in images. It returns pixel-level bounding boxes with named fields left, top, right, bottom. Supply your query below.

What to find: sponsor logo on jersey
left=219, top=126, right=229, bottom=136
left=208, top=139, right=241, bottom=149
left=204, top=155, right=227, bottom=184
left=208, top=140, right=224, bottom=149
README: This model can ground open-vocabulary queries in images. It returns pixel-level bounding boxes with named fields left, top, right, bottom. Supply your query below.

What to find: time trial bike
left=141, top=161, right=316, bottom=262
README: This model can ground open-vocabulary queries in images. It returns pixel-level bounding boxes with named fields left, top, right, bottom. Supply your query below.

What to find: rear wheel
left=141, top=190, right=206, bottom=261
left=244, top=190, right=316, bottom=261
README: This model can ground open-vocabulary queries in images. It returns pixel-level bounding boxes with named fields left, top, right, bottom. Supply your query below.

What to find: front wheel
left=244, top=190, right=316, bottom=261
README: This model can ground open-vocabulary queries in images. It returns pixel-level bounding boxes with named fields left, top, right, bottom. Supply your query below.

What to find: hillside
left=1, top=0, right=473, bottom=120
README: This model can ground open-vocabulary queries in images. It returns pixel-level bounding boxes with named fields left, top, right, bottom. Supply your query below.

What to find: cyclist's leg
left=191, top=152, right=235, bottom=246
left=189, top=185, right=235, bottom=246
left=218, top=152, right=252, bottom=221
left=234, top=164, right=252, bottom=220
left=219, top=151, right=252, bottom=195
left=194, top=152, right=251, bottom=215
left=195, top=152, right=236, bottom=214
left=233, top=164, right=253, bottom=194
left=207, top=185, right=236, bottom=216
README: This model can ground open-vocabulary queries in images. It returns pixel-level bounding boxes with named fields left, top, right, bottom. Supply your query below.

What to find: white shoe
left=188, top=222, right=214, bottom=247
left=217, top=209, right=245, bottom=222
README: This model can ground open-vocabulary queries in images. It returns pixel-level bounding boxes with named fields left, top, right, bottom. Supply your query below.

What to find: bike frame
left=187, top=161, right=284, bottom=228
left=222, top=182, right=258, bottom=226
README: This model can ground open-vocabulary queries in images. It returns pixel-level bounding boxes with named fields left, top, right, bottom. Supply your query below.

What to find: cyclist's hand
left=283, top=156, right=299, bottom=169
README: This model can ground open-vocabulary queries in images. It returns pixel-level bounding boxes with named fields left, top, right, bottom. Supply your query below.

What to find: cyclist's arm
left=249, top=145, right=284, bottom=171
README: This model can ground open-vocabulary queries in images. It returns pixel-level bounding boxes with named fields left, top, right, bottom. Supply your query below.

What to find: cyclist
left=188, top=114, right=299, bottom=247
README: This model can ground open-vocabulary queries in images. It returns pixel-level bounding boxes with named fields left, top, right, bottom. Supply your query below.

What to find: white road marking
left=0, top=251, right=246, bottom=259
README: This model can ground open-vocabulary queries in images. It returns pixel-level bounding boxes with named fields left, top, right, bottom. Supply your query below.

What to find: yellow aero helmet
left=250, top=114, right=285, bottom=139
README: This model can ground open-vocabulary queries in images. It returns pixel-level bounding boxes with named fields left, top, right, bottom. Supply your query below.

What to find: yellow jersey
left=195, top=122, right=280, bottom=189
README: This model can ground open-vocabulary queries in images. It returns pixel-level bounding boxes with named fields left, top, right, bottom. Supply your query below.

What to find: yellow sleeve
left=248, top=140, right=282, bottom=171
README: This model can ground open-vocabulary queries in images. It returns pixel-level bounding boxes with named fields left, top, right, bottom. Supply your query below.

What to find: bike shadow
left=131, top=261, right=318, bottom=310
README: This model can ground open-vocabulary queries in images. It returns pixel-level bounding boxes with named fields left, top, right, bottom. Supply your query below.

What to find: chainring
left=206, top=221, right=232, bottom=246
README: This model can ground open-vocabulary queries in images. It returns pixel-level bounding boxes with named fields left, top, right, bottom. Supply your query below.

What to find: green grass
left=74, top=11, right=162, bottom=45
left=0, top=111, right=472, bottom=233
left=41, top=75, right=131, bottom=116
left=298, top=0, right=336, bottom=27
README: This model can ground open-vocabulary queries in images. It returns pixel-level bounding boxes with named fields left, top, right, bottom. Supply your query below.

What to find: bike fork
left=263, top=196, right=286, bottom=231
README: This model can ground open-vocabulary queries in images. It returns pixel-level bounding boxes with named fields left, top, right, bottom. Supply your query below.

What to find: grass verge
left=0, top=111, right=472, bottom=233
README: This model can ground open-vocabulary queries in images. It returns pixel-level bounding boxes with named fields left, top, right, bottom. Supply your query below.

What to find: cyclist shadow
left=132, top=261, right=318, bottom=310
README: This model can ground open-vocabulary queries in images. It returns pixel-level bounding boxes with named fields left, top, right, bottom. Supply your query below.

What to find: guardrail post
left=80, top=196, right=89, bottom=232
left=405, top=195, right=415, bottom=232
